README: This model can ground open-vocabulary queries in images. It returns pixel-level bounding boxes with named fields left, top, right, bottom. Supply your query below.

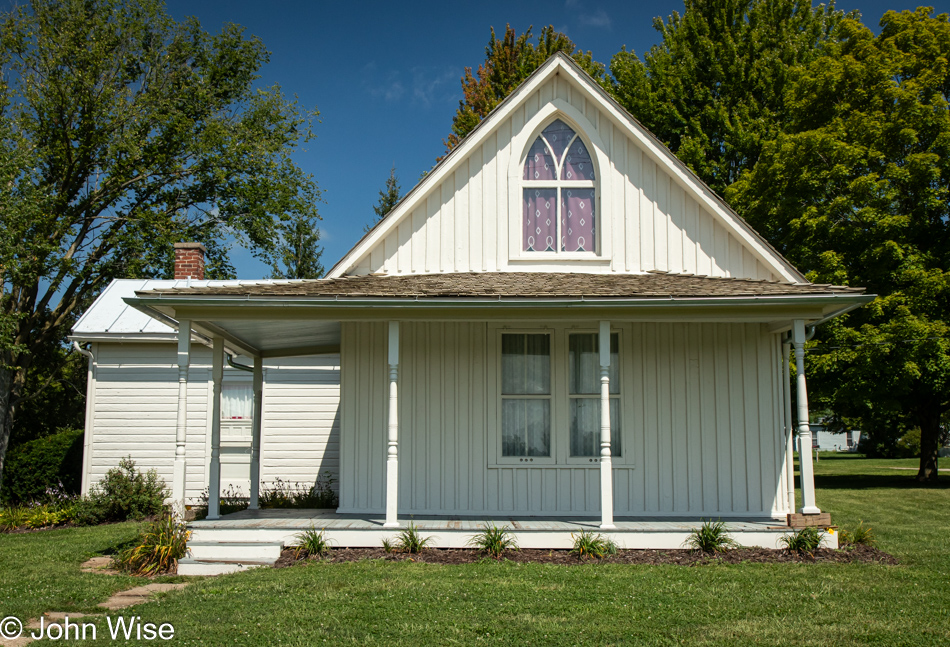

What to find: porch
left=179, top=509, right=832, bottom=575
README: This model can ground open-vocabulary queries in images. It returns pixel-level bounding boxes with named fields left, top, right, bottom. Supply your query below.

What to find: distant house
left=70, top=54, right=871, bottom=573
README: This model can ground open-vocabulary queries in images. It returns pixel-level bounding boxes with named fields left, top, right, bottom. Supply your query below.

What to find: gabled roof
left=327, top=52, right=806, bottom=283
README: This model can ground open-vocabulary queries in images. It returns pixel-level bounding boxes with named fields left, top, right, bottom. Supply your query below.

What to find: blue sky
left=163, top=0, right=933, bottom=277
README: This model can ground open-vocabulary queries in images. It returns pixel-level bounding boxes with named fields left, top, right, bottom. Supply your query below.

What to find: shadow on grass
left=814, top=473, right=950, bottom=490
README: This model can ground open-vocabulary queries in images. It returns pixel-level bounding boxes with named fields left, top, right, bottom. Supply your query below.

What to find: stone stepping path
left=1, top=559, right=191, bottom=645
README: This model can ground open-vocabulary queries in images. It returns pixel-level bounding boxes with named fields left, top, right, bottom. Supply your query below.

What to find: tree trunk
left=917, top=408, right=941, bottom=483
left=0, top=363, right=13, bottom=494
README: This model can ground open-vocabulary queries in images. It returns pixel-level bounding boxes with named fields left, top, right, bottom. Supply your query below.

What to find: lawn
left=0, top=456, right=946, bottom=646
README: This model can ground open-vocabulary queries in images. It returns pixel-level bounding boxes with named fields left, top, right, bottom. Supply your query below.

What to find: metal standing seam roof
left=132, top=272, right=866, bottom=300
left=70, top=278, right=315, bottom=336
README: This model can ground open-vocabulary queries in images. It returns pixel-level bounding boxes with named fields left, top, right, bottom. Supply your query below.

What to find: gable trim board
left=328, top=53, right=805, bottom=283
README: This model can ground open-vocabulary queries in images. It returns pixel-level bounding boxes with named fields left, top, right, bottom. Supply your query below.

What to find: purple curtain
left=561, top=189, right=595, bottom=252
left=561, top=138, right=595, bottom=181
left=523, top=137, right=555, bottom=181
left=523, top=188, right=557, bottom=252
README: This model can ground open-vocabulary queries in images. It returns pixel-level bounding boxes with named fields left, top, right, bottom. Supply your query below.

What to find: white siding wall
left=85, top=343, right=340, bottom=504
left=339, top=321, right=790, bottom=518
left=352, top=76, right=779, bottom=281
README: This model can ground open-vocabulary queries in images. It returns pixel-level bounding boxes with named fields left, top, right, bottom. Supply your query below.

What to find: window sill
left=508, top=255, right=611, bottom=265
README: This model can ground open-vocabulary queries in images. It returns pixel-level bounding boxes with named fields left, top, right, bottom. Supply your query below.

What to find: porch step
left=186, top=540, right=284, bottom=562
left=177, top=557, right=274, bottom=576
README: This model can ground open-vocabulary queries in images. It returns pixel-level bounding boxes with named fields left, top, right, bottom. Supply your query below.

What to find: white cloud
left=578, top=8, right=611, bottom=29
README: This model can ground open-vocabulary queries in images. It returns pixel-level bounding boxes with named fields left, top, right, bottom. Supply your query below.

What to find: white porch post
left=782, top=337, right=796, bottom=516
left=599, top=320, right=615, bottom=530
left=792, top=320, right=820, bottom=515
left=384, top=321, right=400, bottom=528
left=173, top=319, right=191, bottom=511
left=249, top=356, right=264, bottom=510
left=207, top=337, right=224, bottom=520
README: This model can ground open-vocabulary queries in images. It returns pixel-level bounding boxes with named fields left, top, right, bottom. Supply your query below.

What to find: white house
left=71, top=54, right=870, bottom=572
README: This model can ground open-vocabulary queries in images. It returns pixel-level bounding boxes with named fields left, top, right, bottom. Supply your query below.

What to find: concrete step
left=177, top=557, right=274, bottom=576
left=187, top=541, right=283, bottom=561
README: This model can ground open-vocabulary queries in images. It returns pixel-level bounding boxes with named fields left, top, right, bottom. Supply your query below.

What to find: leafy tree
left=728, top=8, right=950, bottom=481
left=0, top=0, right=321, bottom=489
left=271, top=215, right=325, bottom=279
left=443, top=25, right=606, bottom=156
left=610, top=0, right=851, bottom=196
left=365, top=164, right=401, bottom=233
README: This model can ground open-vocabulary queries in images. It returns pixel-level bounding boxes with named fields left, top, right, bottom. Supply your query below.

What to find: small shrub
left=292, top=527, right=331, bottom=558
left=571, top=530, right=617, bottom=559
left=1, top=429, right=84, bottom=504
left=258, top=474, right=338, bottom=509
left=381, top=538, right=396, bottom=553
left=685, top=519, right=740, bottom=553
left=89, top=457, right=167, bottom=522
left=781, top=527, right=825, bottom=555
left=69, top=496, right=106, bottom=527
left=113, top=512, right=190, bottom=576
left=468, top=524, right=518, bottom=559
left=840, top=521, right=876, bottom=547
left=0, top=506, right=29, bottom=531
left=25, top=505, right=63, bottom=529
left=395, top=522, right=432, bottom=553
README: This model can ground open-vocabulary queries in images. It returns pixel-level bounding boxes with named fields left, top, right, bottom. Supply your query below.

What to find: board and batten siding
left=84, top=343, right=340, bottom=503
left=339, top=321, right=791, bottom=518
left=351, top=75, right=779, bottom=281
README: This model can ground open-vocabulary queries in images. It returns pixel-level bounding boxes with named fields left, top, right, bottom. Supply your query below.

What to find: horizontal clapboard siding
left=339, top=321, right=790, bottom=518
left=85, top=343, right=340, bottom=503
left=352, top=75, right=778, bottom=281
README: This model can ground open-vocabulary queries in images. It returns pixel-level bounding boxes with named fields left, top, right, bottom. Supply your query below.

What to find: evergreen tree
left=366, top=165, right=401, bottom=233
left=443, top=25, right=606, bottom=156
left=271, top=215, right=325, bottom=279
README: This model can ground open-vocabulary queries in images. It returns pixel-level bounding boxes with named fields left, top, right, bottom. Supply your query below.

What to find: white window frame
left=489, top=324, right=626, bottom=467
left=505, top=100, right=613, bottom=266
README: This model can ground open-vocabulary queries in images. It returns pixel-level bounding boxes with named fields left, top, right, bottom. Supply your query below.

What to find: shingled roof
left=136, top=272, right=865, bottom=300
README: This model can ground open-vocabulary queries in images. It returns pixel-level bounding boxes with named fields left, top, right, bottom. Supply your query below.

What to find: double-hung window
left=522, top=119, right=596, bottom=253
left=568, top=333, right=621, bottom=458
left=501, top=334, right=552, bottom=459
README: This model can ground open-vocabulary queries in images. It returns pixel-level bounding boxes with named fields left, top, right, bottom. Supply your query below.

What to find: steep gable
left=328, top=54, right=805, bottom=283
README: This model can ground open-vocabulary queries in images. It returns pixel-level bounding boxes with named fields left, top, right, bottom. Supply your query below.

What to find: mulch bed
left=274, top=543, right=897, bottom=568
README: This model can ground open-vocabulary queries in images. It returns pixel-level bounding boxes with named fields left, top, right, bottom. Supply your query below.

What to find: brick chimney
left=174, top=242, right=206, bottom=280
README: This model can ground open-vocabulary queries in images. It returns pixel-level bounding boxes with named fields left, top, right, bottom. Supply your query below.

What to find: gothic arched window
left=522, top=119, right=596, bottom=253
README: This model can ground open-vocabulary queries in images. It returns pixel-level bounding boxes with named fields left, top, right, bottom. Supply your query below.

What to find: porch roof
left=135, top=271, right=865, bottom=300
left=122, top=272, right=871, bottom=358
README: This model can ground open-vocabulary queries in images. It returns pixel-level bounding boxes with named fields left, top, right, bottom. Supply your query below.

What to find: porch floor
left=190, top=508, right=788, bottom=534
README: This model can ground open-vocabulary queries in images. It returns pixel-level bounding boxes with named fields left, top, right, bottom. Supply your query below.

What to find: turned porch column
left=173, top=319, right=191, bottom=511
left=782, top=336, right=796, bottom=515
left=207, top=337, right=224, bottom=520
left=249, top=356, right=264, bottom=509
left=599, top=321, right=615, bottom=530
left=384, top=321, right=400, bottom=528
left=792, top=320, right=820, bottom=515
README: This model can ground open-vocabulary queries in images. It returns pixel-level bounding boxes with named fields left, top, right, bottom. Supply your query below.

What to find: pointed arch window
left=522, top=119, right=596, bottom=253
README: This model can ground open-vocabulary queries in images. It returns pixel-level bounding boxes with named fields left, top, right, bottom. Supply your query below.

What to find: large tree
left=0, top=0, right=321, bottom=489
left=610, top=0, right=850, bottom=196
left=728, top=8, right=950, bottom=481
left=443, top=25, right=606, bottom=156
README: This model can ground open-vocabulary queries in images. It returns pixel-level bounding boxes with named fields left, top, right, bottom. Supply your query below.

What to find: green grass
left=0, top=521, right=187, bottom=620
left=1, top=456, right=947, bottom=645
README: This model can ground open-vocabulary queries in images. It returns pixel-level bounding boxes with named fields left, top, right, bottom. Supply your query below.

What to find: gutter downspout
left=72, top=342, right=96, bottom=495
left=227, top=354, right=253, bottom=373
